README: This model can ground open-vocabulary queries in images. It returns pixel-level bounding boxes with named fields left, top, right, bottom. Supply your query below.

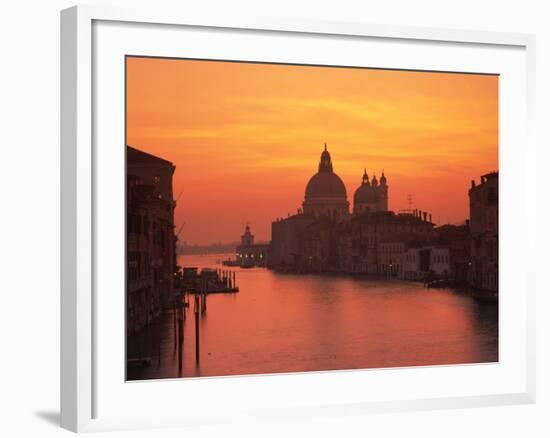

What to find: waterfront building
left=404, top=246, right=430, bottom=280
left=435, top=223, right=471, bottom=285
left=429, top=247, right=451, bottom=278
left=402, top=245, right=451, bottom=280
left=468, top=172, right=499, bottom=292
left=378, top=240, right=406, bottom=278
left=301, top=217, right=345, bottom=272
left=127, top=146, right=176, bottom=204
left=269, top=213, right=315, bottom=268
left=269, top=144, right=436, bottom=275
left=235, top=224, right=270, bottom=267
left=351, top=211, right=435, bottom=275
left=127, top=146, right=177, bottom=335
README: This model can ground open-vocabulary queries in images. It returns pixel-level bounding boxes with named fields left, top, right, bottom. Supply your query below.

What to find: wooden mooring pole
left=194, top=292, right=200, bottom=365
left=173, top=301, right=177, bottom=351
left=157, top=318, right=161, bottom=367
left=177, top=303, right=184, bottom=372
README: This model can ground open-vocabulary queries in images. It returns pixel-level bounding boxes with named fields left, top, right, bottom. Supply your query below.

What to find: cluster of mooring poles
left=173, top=293, right=186, bottom=373
left=194, top=278, right=208, bottom=365
left=173, top=269, right=238, bottom=374
left=216, top=268, right=236, bottom=289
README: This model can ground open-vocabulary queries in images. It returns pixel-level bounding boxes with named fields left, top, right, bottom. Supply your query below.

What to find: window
left=153, top=175, right=161, bottom=184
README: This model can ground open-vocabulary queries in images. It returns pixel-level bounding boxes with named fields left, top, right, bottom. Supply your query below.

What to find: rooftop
left=127, top=145, right=174, bottom=167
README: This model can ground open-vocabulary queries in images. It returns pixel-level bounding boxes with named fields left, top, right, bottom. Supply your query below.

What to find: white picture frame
left=60, top=4, right=536, bottom=433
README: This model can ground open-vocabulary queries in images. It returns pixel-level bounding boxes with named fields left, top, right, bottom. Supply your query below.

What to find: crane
left=175, top=222, right=186, bottom=240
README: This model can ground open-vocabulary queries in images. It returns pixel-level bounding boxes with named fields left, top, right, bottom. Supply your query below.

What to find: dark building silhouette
left=350, top=210, right=435, bottom=276
left=435, top=223, right=471, bottom=286
left=468, top=172, right=498, bottom=292
left=269, top=145, right=436, bottom=275
left=127, top=146, right=177, bottom=335
left=270, top=214, right=316, bottom=268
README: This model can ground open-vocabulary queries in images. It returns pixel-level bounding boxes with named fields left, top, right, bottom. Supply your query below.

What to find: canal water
left=127, top=253, right=498, bottom=380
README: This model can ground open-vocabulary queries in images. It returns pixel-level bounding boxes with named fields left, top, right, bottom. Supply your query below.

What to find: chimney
left=423, top=212, right=427, bottom=222
left=471, top=180, right=476, bottom=188
left=429, top=213, right=432, bottom=223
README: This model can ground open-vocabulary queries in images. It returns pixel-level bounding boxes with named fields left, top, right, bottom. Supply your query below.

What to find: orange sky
left=126, top=57, right=498, bottom=245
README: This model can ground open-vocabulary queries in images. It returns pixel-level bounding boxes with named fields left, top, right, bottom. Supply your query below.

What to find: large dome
left=302, top=144, right=349, bottom=219
left=304, top=144, right=347, bottom=200
left=354, top=184, right=378, bottom=203
left=305, top=172, right=347, bottom=199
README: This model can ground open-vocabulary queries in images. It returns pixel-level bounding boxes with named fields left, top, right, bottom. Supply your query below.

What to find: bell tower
left=379, top=171, right=389, bottom=211
left=241, top=224, right=254, bottom=246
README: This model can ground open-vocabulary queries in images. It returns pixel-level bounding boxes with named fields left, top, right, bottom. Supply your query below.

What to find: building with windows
left=468, top=172, right=498, bottom=292
left=378, top=241, right=406, bottom=278
left=126, top=146, right=177, bottom=335
left=402, top=245, right=451, bottom=280
left=269, top=213, right=316, bottom=269
left=435, top=223, right=471, bottom=286
left=404, top=246, right=431, bottom=280
left=429, top=247, right=451, bottom=278
left=351, top=210, right=434, bottom=275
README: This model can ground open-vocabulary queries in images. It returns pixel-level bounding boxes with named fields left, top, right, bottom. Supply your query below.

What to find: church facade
left=268, top=144, right=436, bottom=275
left=301, top=144, right=389, bottom=219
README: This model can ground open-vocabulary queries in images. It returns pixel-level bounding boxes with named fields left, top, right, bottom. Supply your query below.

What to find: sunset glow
left=126, top=57, right=498, bottom=244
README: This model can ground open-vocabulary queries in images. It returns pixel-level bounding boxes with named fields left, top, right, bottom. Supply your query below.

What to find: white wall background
left=0, top=1, right=547, bottom=437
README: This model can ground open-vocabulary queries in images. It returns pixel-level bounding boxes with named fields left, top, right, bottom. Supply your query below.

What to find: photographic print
left=125, top=57, right=498, bottom=380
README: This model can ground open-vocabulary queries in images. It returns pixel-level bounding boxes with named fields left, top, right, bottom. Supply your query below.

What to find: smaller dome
left=354, top=184, right=378, bottom=204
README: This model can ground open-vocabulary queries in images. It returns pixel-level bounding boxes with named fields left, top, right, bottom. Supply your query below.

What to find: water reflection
left=127, top=253, right=498, bottom=380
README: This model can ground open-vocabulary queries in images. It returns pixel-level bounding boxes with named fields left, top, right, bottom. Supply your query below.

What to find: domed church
left=303, top=144, right=350, bottom=220
left=353, top=168, right=388, bottom=215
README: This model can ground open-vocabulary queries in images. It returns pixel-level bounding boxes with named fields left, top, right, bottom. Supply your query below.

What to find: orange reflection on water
left=127, top=254, right=498, bottom=380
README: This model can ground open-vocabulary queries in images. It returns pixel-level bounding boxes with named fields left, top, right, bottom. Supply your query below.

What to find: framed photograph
left=61, top=5, right=536, bottom=432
